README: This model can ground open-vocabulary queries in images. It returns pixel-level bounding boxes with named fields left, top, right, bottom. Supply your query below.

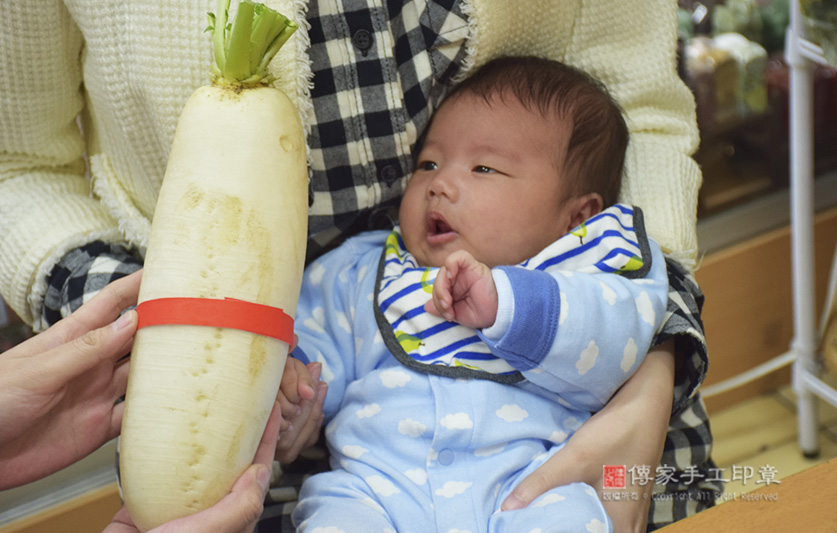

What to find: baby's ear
left=563, top=193, right=603, bottom=232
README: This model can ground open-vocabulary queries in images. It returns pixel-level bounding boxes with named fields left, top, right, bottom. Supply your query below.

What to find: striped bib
left=372, top=204, right=652, bottom=382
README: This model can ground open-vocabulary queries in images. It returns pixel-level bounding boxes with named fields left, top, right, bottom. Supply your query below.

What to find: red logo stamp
left=603, top=465, right=627, bottom=489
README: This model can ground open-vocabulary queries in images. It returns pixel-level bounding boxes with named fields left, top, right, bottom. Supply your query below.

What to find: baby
left=290, top=56, right=669, bottom=533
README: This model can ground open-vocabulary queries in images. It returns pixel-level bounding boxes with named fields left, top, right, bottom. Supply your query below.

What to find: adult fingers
left=501, top=445, right=590, bottom=511
left=153, top=464, right=270, bottom=533
left=108, top=358, right=131, bottom=438
left=254, top=401, right=283, bottom=469
left=102, top=506, right=140, bottom=533
left=37, top=310, right=137, bottom=392
left=106, top=467, right=271, bottom=533
left=34, top=270, right=142, bottom=354
left=113, top=355, right=131, bottom=400
left=67, top=270, right=142, bottom=335
left=109, top=400, right=126, bottom=441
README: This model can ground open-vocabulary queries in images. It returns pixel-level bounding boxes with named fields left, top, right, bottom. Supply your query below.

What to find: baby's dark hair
left=444, top=56, right=629, bottom=207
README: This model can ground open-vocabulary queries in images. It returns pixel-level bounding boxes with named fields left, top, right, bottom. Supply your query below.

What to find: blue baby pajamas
left=290, top=206, right=668, bottom=533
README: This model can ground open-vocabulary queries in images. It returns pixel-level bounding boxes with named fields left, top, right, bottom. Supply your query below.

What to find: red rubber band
left=136, top=297, right=294, bottom=344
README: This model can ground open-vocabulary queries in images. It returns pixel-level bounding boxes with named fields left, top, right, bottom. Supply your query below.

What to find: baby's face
left=399, top=92, right=576, bottom=268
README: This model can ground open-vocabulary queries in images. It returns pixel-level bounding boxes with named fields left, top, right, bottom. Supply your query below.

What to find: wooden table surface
left=660, top=457, right=837, bottom=532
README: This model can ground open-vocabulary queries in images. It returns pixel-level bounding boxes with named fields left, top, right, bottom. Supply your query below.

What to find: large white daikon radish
left=119, top=2, right=307, bottom=530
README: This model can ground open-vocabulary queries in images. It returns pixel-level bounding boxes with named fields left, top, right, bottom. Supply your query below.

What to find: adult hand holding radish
left=119, top=1, right=309, bottom=530
left=0, top=265, right=316, bottom=531
left=106, top=392, right=283, bottom=533
left=0, top=271, right=140, bottom=491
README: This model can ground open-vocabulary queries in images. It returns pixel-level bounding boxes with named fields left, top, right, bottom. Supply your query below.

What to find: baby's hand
left=424, top=250, right=498, bottom=329
left=274, top=338, right=326, bottom=464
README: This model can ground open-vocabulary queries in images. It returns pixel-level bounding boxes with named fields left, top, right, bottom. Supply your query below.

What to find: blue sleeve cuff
left=291, top=346, right=311, bottom=365
left=478, top=266, right=560, bottom=371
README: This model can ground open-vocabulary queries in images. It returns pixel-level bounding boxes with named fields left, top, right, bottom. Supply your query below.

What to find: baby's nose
left=428, top=172, right=457, bottom=201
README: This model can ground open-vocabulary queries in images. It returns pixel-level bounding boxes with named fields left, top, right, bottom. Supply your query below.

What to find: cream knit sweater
left=0, top=0, right=701, bottom=327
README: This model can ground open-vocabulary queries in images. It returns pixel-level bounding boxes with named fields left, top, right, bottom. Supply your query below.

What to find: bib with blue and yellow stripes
left=372, top=204, right=652, bottom=382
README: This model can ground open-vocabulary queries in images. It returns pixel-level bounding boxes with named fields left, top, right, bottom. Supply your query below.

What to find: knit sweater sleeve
left=564, top=0, right=702, bottom=269
left=0, top=2, right=123, bottom=328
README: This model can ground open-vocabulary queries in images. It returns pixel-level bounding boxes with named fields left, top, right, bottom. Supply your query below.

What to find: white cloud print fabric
left=290, top=210, right=668, bottom=531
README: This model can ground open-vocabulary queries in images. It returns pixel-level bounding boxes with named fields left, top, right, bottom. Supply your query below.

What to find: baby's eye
left=418, top=160, right=438, bottom=171
left=473, top=165, right=496, bottom=174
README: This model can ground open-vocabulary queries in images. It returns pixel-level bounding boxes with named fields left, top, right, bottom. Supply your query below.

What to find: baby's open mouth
left=426, top=212, right=457, bottom=244
left=430, top=217, right=451, bottom=234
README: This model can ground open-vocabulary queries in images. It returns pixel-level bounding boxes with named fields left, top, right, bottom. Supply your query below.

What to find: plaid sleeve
left=303, top=0, right=468, bottom=262
left=656, top=257, right=708, bottom=413
left=647, top=394, right=723, bottom=531
left=42, top=241, right=143, bottom=327
left=645, top=258, right=723, bottom=530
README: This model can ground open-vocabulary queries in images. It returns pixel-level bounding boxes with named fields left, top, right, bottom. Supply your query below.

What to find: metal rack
left=786, top=0, right=837, bottom=457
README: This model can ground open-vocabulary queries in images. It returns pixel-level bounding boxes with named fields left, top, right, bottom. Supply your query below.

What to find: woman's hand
left=105, top=392, right=284, bottom=532
left=502, top=340, right=676, bottom=533
left=0, top=271, right=141, bottom=490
